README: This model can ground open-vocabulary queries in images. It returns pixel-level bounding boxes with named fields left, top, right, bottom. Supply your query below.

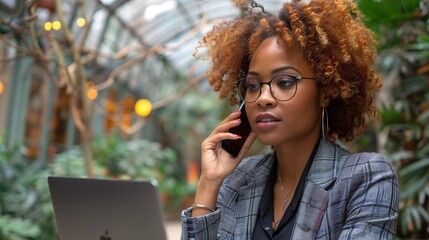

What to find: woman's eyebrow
left=272, top=66, right=302, bottom=74
left=247, top=66, right=302, bottom=76
left=247, top=71, right=259, bottom=76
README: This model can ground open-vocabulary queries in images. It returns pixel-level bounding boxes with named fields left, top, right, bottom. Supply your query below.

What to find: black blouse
left=251, top=140, right=319, bottom=240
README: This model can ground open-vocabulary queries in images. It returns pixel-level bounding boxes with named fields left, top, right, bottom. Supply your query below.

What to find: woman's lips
left=255, top=113, right=281, bottom=130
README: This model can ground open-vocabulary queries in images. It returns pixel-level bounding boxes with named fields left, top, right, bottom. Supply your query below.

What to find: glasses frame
left=236, top=74, right=315, bottom=103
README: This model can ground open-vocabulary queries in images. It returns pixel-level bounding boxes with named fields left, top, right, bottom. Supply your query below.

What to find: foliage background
left=358, top=0, right=429, bottom=238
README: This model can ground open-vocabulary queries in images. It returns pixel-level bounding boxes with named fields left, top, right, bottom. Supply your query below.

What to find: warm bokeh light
left=187, top=161, right=199, bottom=185
left=123, top=97, right=134, bottom=109
left=44, top=22, right=52, bottom=31
left=86, top=81, right=94, bottom=88
left=52, top=20, right=62, bottom=30
left=76, top=18, right=86, bottom=27
left=0, top=82, right=4, bottom=95
left=87, top=88, right=98, bottom=100
left=135, top=99, right=152, bottom=117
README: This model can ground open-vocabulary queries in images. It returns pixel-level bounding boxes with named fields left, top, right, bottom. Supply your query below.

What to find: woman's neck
left=274, top=133, right=320, bottom=185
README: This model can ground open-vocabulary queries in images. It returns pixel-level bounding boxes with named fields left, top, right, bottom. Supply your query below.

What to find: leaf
left=416, top=204, right=429, bottom=223
left=425, top=125, right=429, bottom=138
left=417, top=34, right=429, bottom=43
left=388, top=150, right=414, bottom=162
left=418, top=187, right=429, bottom=205
left=417, top=108, right=429, bottom=123
left=417, top=141, right=429, bottom=158
left=415, top=51, right=429, bottom=60
left=401, top=206, right=412, bottom=234
left=380, top=107, right=407, bottom=125
left=358, top=0, right=420, bottom=28
left=400, top=174, right=429, bottom=199
left=408, top=42, right=429, bottom=51
left=397, top=76, right=429, bottom=98
left=400, top=158, right=429, bottom=177
left=0, top=216, right=40, bottom=238
left=410, top=206, right=422, bottom=230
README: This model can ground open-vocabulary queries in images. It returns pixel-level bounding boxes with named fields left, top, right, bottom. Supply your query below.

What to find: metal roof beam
left=95, top=0, right=150, bottom=48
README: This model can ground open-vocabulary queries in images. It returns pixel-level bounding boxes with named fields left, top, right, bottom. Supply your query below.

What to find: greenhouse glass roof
left=1, top=0, right=285, bottom=99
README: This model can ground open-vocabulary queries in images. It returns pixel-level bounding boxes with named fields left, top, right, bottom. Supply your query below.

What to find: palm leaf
left=358, top=0, right=420, bottom=27
left=400, top=158, right=429, bottom=177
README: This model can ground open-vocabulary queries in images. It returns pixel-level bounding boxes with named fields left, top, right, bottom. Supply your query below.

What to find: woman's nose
left=256, top=85, right=276, bottom=107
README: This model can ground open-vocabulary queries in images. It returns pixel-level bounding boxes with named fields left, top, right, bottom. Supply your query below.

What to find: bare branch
left=3, top=2, right=211, bottom=142
left=49, top=34, right=76, bottom=90
left=152, top=71, right=205, bottom=110
left=27, top=1, right=44, bottom=56
left=94, top=46, right=163, bottom=91
left=77, top=0, right=91, bottom=49
left=118, top=119, right=146, bottom=136
left=92, top=14, right=208, bottom=91
left=70, top=92, right=86, bottom=132
left=55, top=0, right=74, bottom=45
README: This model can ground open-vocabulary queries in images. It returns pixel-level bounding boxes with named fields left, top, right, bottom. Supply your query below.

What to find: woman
left=181, top=0, right=399, bottom=239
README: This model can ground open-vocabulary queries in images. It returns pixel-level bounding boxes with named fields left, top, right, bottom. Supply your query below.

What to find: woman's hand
left=191, top=110, right=256, bottom=217
left=200, top=109, right=256, bottom=184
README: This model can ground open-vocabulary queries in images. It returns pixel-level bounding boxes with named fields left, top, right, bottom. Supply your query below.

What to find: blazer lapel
left=231, top=154, right=275, bottom=239
left=233, top=182, right=262, bottom=238
left=291, top=140, right=345, bottom=240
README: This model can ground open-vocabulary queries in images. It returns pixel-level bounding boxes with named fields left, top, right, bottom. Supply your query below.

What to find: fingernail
left=234, top=110, right=241, bottom=113
left=235, top=134, right=242, bottom=139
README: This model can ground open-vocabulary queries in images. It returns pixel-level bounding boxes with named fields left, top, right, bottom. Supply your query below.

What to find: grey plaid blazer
left=181, top=139, right=399, bottom=240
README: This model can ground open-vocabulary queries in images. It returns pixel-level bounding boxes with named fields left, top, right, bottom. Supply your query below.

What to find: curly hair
left=195, top=0, right=382, bottom=142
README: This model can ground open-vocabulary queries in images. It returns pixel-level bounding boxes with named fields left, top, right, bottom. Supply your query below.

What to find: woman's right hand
left=200, top=109, right=256, bottom=184
left=191, top=110, right=256, bottom=217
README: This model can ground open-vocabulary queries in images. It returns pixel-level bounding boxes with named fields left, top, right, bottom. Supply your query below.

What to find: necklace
left=272, top=171, right=289, bottom=231
left=277, top=172, right=288, bottom=213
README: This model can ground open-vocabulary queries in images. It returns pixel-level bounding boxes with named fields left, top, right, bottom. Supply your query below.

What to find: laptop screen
left=48, top=176, right=168, bottom=240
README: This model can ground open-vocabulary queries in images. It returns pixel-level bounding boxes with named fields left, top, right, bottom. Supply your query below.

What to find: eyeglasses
left=236, top=74, right=315, bottom=103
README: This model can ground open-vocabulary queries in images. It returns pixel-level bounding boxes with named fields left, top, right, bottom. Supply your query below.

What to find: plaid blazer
left=181, top=139, right=399, bottom=240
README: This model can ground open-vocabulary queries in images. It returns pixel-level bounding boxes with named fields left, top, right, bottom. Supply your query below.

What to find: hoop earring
left=322, top=108, right=329, bottom=141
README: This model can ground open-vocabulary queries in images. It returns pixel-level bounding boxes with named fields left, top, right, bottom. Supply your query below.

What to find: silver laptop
left=48, top=176, right=168, bottom=240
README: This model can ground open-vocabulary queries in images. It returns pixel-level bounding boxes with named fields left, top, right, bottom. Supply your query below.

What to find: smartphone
left=220, top=102, right=252, bottom=157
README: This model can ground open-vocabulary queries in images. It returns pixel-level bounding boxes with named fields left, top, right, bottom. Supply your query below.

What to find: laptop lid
left=48, top=176, right=168, bottom=240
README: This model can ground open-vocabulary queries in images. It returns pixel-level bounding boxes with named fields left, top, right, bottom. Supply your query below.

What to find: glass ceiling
left=1, top=0, right=285, bottom=101
left=116, top=0, right=284, bottom=94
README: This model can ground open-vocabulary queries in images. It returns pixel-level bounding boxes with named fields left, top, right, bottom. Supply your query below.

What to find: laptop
left=48, top=176, right=169, bottom=240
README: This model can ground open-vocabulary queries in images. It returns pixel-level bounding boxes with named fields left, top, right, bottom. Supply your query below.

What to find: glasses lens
left=238, top=75, right=298, bottom=102
left=271, top=75, right=297, bottom=101
left=238, top=79, right=260, bottom=103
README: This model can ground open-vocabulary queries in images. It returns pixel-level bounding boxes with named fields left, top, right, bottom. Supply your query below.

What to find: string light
left=135, top=99, right=152, bottom=117
left=87, top=88, right=98, bottom=100
left=44, top=22, right=52, bottom=31
left=0, top=81, right=4, bottom=95
left=52, top=20, right=62, bottom=30
left=76, top=18, right=86, bottom=27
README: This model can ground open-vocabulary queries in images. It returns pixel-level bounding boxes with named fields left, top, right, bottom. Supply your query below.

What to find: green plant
left=51, top=134, right=192, bottom=213
left=358, top=0, right=429, bottom=238
left=92, top=135, right=177, bottom=180
left=0, top=132, right=188, bottom=240
left=0, top=143, right=56, bottom=240
left=51, top=148, right=104, bottom=177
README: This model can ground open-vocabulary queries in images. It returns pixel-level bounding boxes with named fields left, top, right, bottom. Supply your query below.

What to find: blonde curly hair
left=195, top=0, right=382, bottom=142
